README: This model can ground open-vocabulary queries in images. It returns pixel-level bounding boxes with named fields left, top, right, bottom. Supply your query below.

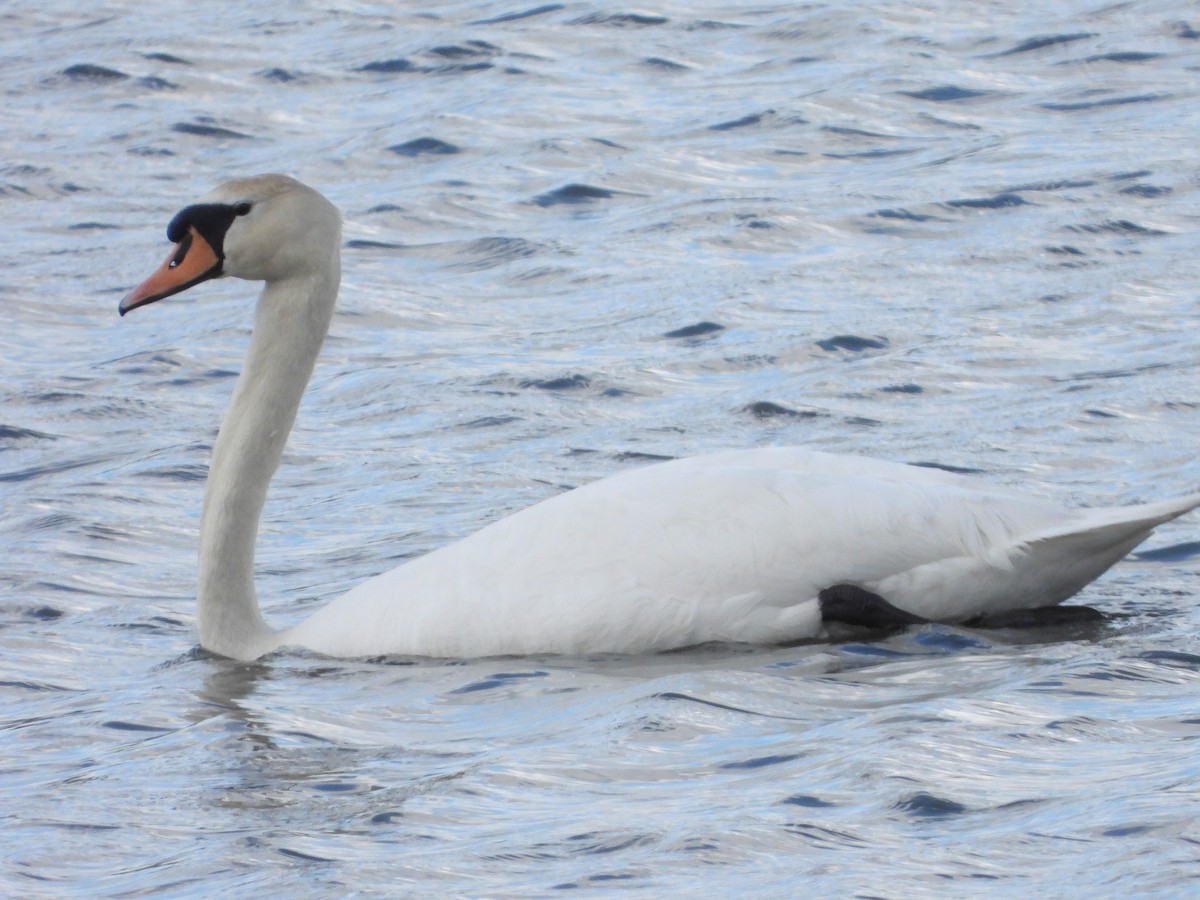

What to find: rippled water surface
left=4, top=0, right=1200, bottom=895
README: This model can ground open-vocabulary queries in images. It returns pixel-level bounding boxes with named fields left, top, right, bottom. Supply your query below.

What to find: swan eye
left=169, top=232, right=193, bottom=269
left=234, top=202, right=252, bottom=216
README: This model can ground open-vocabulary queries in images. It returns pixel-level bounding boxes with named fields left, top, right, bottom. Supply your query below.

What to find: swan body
left=121, top=175, right=1200, bottom=661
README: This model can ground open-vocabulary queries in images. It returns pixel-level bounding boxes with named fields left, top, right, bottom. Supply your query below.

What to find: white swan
left=120, top=174, right=1200, bottom=661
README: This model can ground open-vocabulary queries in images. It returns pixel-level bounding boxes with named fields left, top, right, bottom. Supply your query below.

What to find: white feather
left=121, top=176, right=1200, bottom=661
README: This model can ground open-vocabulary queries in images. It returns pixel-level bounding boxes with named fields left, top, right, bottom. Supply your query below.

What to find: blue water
left=4, top=1, right=1200, bottom=895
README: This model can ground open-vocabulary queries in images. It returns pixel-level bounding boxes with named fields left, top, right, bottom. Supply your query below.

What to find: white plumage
left=120, top=175, right=1199, bottom=661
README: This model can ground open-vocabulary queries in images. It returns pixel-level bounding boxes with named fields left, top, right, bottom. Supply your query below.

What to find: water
left=3, top=0, right=1200, bottom=894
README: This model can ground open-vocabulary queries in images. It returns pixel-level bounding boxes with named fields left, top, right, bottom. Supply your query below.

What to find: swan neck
left=196, top=264, right=339, bottom=660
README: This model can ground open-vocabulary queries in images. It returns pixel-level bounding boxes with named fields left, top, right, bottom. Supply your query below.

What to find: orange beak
left=119, top=226, right=222, bottom=316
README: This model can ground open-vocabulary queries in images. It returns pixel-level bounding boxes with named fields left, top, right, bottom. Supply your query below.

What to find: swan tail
left=1004, top=492, right=1200, bottom=609
left=1030, top=492, right=1200, bottom=546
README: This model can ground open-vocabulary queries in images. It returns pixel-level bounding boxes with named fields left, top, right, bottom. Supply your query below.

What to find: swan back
left=284, top=448, right=1197, bottom=658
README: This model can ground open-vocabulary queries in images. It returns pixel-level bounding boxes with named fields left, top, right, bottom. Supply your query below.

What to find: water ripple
left=3, top=0, right=1199, bottom=895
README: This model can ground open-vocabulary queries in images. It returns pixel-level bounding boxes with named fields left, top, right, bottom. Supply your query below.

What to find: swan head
left=119, top=174, right=341, bottom=315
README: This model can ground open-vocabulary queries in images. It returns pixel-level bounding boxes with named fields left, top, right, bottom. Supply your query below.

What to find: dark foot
left=964, top=605, right=1107, bottom=629
left=819, top=584, right=929, bottom=630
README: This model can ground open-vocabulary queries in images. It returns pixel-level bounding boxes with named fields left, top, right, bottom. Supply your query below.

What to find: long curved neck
left=197, top=262, right=339, bottom=660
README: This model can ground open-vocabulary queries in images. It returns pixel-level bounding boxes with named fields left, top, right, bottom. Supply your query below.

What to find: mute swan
left=120, top=174, right=1199, bottom=661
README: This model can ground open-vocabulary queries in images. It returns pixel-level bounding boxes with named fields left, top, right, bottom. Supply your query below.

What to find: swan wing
left=283, top=449, right=1188, bottom=658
